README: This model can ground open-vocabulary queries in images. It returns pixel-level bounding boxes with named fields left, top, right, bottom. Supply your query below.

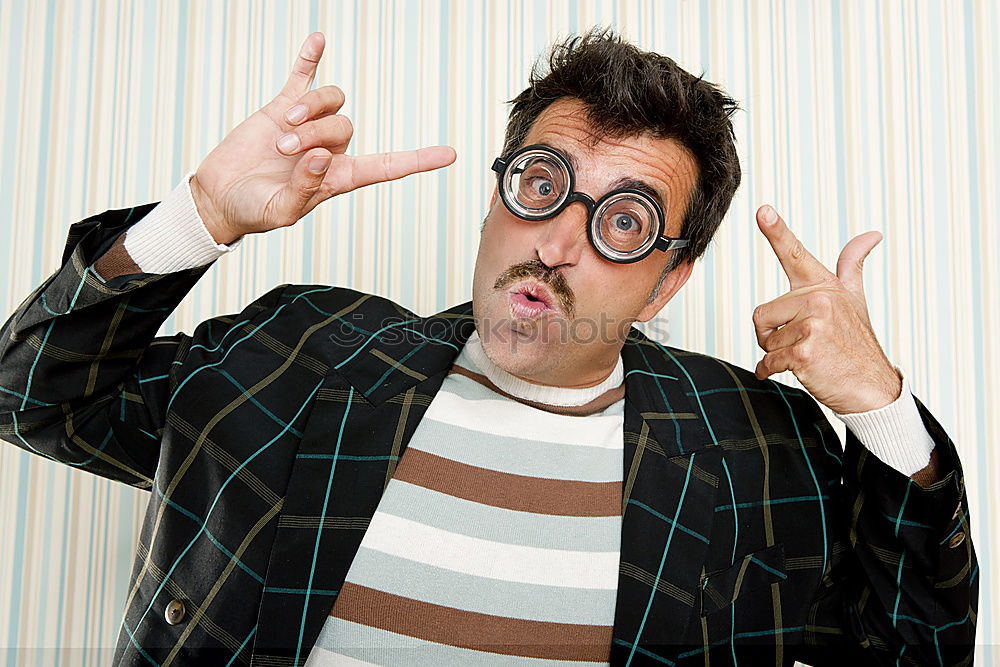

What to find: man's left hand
left=752, top=205, right=902, bottom=415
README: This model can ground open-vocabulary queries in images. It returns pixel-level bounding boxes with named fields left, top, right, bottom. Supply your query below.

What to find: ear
left=489, top=185, right=498, bottom=210
left=634, top=258, right=695, bottom=323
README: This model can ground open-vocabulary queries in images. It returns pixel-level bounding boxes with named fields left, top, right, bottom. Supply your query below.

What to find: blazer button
left=164, top=599, right=187, bottom=625
left=949, top=531, right=966, bottom=549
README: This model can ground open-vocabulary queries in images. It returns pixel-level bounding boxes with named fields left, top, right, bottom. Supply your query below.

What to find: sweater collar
left=456, top=328, right=624, bottom=407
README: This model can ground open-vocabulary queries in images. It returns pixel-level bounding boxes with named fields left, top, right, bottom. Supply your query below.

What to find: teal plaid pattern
left=0, top=204, right=977, bottom=666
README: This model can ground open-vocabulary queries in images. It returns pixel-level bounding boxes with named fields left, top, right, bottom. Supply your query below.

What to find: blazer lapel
left=251, top=298, right=475, bottom=664
left=611, top=331, right=722, bottom=663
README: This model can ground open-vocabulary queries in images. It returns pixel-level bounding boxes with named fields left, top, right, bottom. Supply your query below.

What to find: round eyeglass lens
left=505, top=151, right=569, bottom=216
left=594, top=194, right=659, bottom=257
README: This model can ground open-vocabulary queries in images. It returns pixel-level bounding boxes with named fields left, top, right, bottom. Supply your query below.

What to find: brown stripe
left=448, top=363, right=625, bottom=416
left=92, top=230, right=142, bottom=281
left=394, top=448, right=620, bottom=517
left=331, top=582, right=612, bottom=662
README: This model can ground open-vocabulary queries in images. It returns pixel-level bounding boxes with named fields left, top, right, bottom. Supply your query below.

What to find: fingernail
left=285, top=104, right=307, bottom=124
left=277, top=133, right=300, bottom=154
left=762, top=206, right=777, bottom=224
left=308, top=155, right=331, bottom=173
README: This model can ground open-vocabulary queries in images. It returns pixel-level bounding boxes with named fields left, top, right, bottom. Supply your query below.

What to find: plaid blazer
left=0, top=203, right=977, bottom=667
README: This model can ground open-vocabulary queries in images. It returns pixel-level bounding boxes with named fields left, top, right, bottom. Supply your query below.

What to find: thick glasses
left=491, top=144, right=690, bottom=264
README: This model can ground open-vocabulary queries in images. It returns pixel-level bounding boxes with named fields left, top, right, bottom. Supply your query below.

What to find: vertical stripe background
left=0, top=1, right=995, bottom=664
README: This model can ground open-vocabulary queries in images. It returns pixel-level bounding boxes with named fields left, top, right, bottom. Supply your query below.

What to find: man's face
left=471, top=97, right=698, bottom=386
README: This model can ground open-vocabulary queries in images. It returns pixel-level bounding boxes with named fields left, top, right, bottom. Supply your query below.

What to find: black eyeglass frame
left=490, top=143, right=690, bottom=264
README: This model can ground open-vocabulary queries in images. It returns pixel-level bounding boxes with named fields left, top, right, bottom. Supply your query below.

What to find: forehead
left=522, top=98, right=698, bottom=220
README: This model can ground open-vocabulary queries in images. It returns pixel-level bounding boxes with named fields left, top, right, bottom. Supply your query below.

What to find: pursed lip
left=507, top=280, right=559, bottom=315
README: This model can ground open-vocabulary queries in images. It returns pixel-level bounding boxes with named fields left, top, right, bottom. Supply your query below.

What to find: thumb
left=836, top=230, right=882, bottom=294
left=272, top=148, right=333, bottom=225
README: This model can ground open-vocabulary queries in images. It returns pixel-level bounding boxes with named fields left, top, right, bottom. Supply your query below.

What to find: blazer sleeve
left=793, top=393, right=978, bottom=666
left=0, top=204, right=286, bottom=489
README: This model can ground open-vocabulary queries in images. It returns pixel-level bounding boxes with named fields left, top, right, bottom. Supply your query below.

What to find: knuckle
left=339, top=114, right=354, bottom=138
left=808, top=291, right=832, bottom=312
left=327, top=85, right=345, bottom=107
left=318, top=180, right=336, bottom=198
left=759, top=354, right=771, bottom=374
left=381, top=152, right=394, bottom=180
left=752, top=304, right=766, bottom=325
left=291, top=126, right=311, bottom=147
left=298, top=180, right=317, bottom=198
left=789, top=239, right=806, bottom=263
left=792, top=342, right=810, bottom=363
left=310, top=116, right=351, bottom=147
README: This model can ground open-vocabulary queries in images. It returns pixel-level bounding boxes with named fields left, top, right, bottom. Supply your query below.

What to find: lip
left=507, top=280, right=559, bottom=319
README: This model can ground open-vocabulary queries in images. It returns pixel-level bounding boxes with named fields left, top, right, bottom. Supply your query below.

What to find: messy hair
left=502, top=27, right=742, bottom=301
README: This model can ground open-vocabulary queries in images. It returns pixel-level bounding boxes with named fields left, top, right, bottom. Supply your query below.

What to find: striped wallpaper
left=0, top=0, right=995, bottom=664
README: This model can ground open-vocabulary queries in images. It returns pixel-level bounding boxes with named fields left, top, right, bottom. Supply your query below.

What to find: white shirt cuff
left=123, top=171, right=242, bottom=273
left=834, top=365, right=935, bottom=476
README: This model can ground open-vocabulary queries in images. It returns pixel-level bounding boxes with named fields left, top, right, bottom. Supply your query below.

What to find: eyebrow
left=536, top=142, right=666, bottom=214
left=609, top=177, right=666, bottom=214
left=535, top=141, right=581, bottom=174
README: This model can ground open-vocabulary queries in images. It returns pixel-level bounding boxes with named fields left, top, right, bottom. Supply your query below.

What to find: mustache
left=493, top=259, right=575, bottom=318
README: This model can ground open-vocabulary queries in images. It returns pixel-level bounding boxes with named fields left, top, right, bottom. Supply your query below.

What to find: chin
left=473, top=286, right=568, bottom=374
left=478, top=317, right=553, bottom=374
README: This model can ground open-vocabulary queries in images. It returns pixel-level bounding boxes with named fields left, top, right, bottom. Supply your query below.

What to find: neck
left=509, top=355, right=621, bottom=389
left=461, top=329, right=625, bottom=407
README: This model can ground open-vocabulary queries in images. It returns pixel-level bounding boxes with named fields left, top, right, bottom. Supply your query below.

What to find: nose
left=534, top=201, right=590, bottom=269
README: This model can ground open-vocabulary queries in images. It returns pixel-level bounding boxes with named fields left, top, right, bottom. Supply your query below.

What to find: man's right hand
left=189, top=32, right=456, bottom=245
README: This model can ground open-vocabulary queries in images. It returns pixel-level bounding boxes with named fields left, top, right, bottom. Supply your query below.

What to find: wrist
left=190, top=174, right=241, bottom=245
left=837, top=365, right=903, bottom=415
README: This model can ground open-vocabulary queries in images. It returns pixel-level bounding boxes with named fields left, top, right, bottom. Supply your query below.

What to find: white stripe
left=361, top=512, right=620, bottom=590
left=304, top=645, right=381, bottom=667
left=422, top=390, right=624, bottom=448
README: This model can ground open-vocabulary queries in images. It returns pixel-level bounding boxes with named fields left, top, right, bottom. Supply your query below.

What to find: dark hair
left=502, top=27, right=741, bottom=286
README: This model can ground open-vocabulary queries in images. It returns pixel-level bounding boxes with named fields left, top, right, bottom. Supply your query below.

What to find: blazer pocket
left=699, top=542, right=786, bottom=616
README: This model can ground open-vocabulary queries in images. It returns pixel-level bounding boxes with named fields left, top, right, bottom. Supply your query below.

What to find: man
left=0, top=29, right=976, bottom=666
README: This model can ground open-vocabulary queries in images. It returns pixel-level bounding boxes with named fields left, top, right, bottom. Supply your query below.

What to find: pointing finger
left=757, top=205, right=835, bottom=289
left=281, top=32, right=325, bottom=100
left=342, top=146, right=457, bottom=193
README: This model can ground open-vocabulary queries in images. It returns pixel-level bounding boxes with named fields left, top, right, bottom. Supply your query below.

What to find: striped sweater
left=303, top=328, right=628, bottom=666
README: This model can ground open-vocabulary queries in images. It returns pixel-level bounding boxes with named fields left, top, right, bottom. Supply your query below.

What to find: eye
left=611, top=213, right=640, bottom=233
left=510, top=156, right=565, bottom=210
left=530, top=178, right=554, bottom=197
